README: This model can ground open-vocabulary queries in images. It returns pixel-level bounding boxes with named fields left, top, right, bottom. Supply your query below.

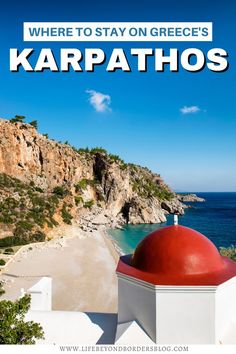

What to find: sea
left=108, top=192, right=236, bottom=254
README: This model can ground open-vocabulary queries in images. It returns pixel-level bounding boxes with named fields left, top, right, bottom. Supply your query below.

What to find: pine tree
left=29, top=120, right=38, bottom=130
left=9, top=115, right=25, bottom=123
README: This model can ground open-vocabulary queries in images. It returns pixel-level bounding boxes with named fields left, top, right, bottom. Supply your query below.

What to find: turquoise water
left=109, top=193, right=236, bottom=254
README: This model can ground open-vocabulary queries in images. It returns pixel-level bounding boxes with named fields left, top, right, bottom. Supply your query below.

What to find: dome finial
left=174, top=214, right=178, bottom=225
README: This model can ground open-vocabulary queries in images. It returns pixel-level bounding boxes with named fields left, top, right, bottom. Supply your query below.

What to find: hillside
left=0, top=118, right=184, bottom=246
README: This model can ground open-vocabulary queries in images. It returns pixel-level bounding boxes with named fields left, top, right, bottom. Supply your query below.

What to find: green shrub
left=74, top=196, right=84, bottom=206
left=29, top=120, right=38, bottom=130
left=14, top=220, right=34, bottom=237
left=31, top=231, right=46, bottom=242
left=109, top=154, right=125, bottom=165
left=4, top=248, right=14, bottom=254
left=31, top=195, right=46, bottom=208
left=9, top=115, right=25, bottom=123
left=46, top=219, right=54, bottom=228
left=53, top=185, right=69, bottom=198
left=0, top=231, right=45, bottom=248
left=34, top=186, right=43, bottom=193
left=84, top=200, right=94, bottom=209
left=26, top=211, right=45, bottom=227
left=0, top=214, right=14, bottom=224
left=0, top=259, right=6, bottom=266
left=75, top=179, right=94, bottom=192
left=0, top=173, right=25, bottom=190
left=0, top=236, right=23, bottom=247
left=90, top=147, right=107, bottom=155
left=120, top=163, right=128, bottom=170
left=49, top=217, right=59, bottom=227
left=61, top=204, right=73, bottom=224
left=128, top=163, right=138, bottom=172
left=219, top=245, right=236, bottom=261
left=49, top=194, right=59, bottom=203
left=77, top=147, right=90, bottom=154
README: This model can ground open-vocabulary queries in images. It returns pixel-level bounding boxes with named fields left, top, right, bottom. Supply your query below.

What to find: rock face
left=0, top=119, right=92, bottom=189
left=0, top=118, right=185, bottom=237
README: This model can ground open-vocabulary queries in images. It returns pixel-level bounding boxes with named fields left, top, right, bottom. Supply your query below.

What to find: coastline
left=101, top=228, right=124, bottom=258
left=0, top=224, right=119, bottom=313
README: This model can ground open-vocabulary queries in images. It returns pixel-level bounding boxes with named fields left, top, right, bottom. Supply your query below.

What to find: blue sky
left=0, top=0, right=235, bottom=191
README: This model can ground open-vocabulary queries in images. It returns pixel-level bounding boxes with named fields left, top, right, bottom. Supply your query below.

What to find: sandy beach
left=0, top=224, right=119, bottom=313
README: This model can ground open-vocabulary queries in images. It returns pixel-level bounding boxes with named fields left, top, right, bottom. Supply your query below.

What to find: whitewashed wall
left=27, top=276, right=52, bottom=311
left=117, top=275, right=157, bottom=342
left=116, top=273, right=225, bottom=344
left=215, top=276, right=236, bottom=343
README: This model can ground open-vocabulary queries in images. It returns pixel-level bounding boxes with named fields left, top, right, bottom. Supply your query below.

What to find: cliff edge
left=0, top=118, right=184, bottom=244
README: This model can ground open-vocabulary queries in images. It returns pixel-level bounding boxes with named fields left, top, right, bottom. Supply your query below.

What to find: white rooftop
left=26, top=311, right=117, bottom=345
left=23, top=273, right=236, bottom=345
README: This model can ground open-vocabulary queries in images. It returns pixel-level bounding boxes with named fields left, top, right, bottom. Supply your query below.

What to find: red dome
left=132, top=225, right=223, bottom=276
left=116, top=225, right=236, bottom=286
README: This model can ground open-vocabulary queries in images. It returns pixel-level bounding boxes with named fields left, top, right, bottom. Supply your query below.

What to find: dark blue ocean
left=109, top=193, right=236, bottom=254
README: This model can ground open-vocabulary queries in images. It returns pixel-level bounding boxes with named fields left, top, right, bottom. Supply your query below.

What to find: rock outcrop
left=0, top=118, right=185, bottom=241
left=177, top=193, right=205, bottom=203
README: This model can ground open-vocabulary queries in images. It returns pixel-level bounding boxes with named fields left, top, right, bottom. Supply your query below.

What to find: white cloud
left=86, top=89, right=111, bottom=112
left=180, top=106, right=201, bottom=114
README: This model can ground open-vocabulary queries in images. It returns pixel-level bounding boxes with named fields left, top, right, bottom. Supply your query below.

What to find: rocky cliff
left=0, top=118, right=185, bottom=244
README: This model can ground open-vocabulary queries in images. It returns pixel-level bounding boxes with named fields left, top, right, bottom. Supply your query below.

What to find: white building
left=25, top=223, right=236, bottom=344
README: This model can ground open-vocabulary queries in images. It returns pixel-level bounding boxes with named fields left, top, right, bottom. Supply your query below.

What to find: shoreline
left=0, top=224, right=119, bottom=313
left=100, top=229, right=120, bottom=263
left=101, top=228, right=124, bottom=257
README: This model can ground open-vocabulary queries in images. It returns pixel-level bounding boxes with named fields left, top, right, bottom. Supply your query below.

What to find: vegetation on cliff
left=131, top=170, right=174, bottom=201
left=0, top=165, right=175, bottom=247
left=0, top=173, right=78, bottom=246
left=0, top=173, right=56, bottom=246
left=219, top=246, right=236, bottom=262
left=0, top=118, right=184, bottom=246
